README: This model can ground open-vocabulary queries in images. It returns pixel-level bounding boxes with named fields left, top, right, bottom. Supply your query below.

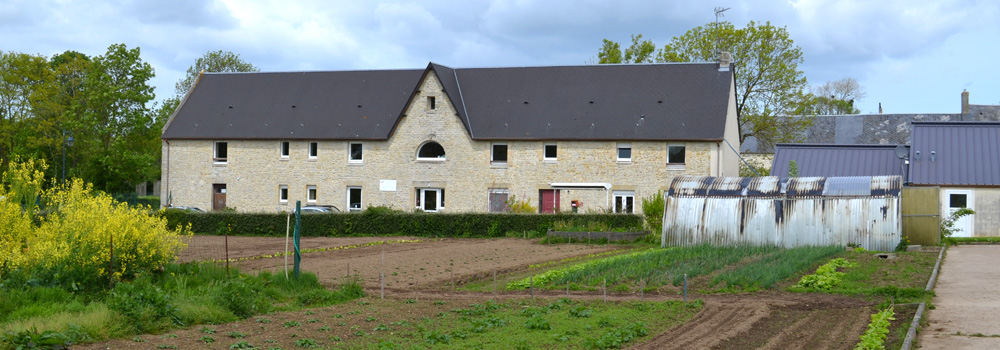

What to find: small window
left=349, top=143, right=363, bottom=162
left=214, top=141, right=228, bottom=163
left=491, top=143, right=508, bottom=164
left=428, top=96, right=436, bottom=110
left=309, top=142, right=318, bottom=158
left=418, top=141, right=446, bottom=160
left=544, top=143, right=557, bottom=160
left=613, top=191, right=635, bottom=214
left=617, top=142, right=631, bottom=162
left=488, top=189, right=510, bottom=213
left=279, top=185, right=288, bottom=203
left=348, top=187, right=362, bottom=211
left=416, top=188, right=445, bottom=212
left=280, top=141, right=289, bottom=158
left=949, top=194, right=968, bottom=208
left=307, top=185, right=317, bottom=202
left=668, top=145, right=686, bottom=164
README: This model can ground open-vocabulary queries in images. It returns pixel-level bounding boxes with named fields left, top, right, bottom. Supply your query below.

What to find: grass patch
left=952, top=237, right=1000, bottom=244
left=787, top=249, right=939, bottom=303
left=0, top=262, right=365, bottom=348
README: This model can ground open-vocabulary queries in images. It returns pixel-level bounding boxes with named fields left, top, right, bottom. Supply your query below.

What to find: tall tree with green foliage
left=0, top=52, right=57, bottom=170
left=175, top=50, right=259, bottom=97
left=793, top=77, right=866, bottom=115
left=597, top=21, right=813, bottom=147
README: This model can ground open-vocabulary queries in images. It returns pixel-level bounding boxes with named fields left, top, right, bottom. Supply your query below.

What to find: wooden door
left=539, top=189, right=560, bottom=213
left=213, top=184, right=226, bottom=211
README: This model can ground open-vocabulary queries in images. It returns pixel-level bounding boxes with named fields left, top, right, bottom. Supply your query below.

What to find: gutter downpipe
left=163, top=139, right=170, bottom=207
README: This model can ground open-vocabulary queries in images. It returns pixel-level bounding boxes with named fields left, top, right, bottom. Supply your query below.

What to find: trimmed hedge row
left=163, top=210, right=643, bottom=238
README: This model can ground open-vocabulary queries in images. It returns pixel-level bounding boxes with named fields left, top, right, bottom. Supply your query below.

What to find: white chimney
left=718, top=52, right=732, bottom=71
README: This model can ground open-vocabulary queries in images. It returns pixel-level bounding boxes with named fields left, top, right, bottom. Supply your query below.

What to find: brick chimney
left=962, top=89, right=970, bottom=114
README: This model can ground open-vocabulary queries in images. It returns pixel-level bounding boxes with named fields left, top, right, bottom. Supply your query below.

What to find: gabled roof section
left=771, top=144, right=908, bottom=178
left=163, top=62, right=733, bottom=141
left=909, top=121, right=1000, bottom=186
left=161, top=69, right=424, bottom=140
left=451, top=63, right=732, bottom=140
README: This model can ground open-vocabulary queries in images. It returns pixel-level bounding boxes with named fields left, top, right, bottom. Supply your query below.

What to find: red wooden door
left=539, top=189, right=560, bottom=213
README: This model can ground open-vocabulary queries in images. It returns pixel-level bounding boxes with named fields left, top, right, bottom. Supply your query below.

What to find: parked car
left=301, top=205, right=341, bottom=213
left=165, top=205, right=205, bottom=213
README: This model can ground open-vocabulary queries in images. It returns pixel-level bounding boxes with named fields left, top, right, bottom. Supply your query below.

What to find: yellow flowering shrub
left=25, top=179, right=191, bottom=288
left=0, top=157, right=46, bottom=279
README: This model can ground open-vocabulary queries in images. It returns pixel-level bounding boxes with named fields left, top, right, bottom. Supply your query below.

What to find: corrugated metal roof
left=668, top=175, right=901, bottom=198
left=909, top=121, right=1000, bottom=186
left=771, top=144, right=907, bottom=178
left=163, top=62, right=734, bottom=141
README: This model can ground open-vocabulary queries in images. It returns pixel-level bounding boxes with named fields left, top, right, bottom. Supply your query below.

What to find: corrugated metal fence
left=662, top=176, right=902, bottom=251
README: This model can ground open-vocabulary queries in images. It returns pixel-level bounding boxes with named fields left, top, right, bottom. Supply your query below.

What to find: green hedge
left=163, top=210, right=643, bottom=238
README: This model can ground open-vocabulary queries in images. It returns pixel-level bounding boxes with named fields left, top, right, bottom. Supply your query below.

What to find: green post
left=294, top=201, right=302, bottom=278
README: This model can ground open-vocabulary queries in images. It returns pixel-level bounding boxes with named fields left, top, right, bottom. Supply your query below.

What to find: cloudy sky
left=3, top=0, right=997, bottom=114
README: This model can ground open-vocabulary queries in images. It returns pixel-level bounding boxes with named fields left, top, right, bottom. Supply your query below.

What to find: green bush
left=164, top=211, right=642, bottom=237
left=107, top=278, right=181, bottom=333
left=213, top=277, right=269, bottom=318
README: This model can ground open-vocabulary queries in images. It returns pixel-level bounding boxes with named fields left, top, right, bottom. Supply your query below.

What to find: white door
left=419, top=188, right=443, bottom=212
left=945, top=190, right=973, bottom=237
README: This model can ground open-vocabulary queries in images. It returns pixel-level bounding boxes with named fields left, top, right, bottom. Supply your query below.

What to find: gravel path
left=919, top=245, right=1000, bottom=349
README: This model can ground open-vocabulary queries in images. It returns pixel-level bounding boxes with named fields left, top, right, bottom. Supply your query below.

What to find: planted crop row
left=796, top=257, right=858, bottom=290
left=509, top=245, right=845, bottom=292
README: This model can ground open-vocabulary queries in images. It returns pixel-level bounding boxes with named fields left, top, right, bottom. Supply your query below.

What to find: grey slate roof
left=909, top=122, right=1000, bottom=186
left=771, top=144, right=908, bottom=178
left=163, top=62, right=733, bottom=141
left=741, top=113, right=963, bottom=153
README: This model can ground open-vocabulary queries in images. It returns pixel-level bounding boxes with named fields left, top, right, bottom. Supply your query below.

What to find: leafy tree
left=174, top=50, right=259, bottom=97
left=0, top=52, right=57, bottom=169
left=597, top=21, right=813, bottom=147
left=598, top=34, right=656, bottom=64
left=793, top=78, right=866, bottom=115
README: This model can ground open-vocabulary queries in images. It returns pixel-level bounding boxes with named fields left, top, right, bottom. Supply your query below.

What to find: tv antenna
left=714, top=7, right=730, bottom=56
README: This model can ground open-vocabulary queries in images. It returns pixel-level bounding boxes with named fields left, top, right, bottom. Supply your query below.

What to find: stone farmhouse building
left=160, top=60, right=740, bottom=214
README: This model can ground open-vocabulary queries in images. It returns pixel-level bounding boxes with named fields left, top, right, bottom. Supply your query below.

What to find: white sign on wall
left=379, top=180, right=397, bottom=192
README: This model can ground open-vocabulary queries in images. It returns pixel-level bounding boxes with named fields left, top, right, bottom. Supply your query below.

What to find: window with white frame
left=308, top=142, right=318, bottom=158
left=667, top=145, right=686, bottom=165
left=279, top=185, right=288, bottom=203
left=214, top=141, right=228, bottom=163
left=491, top=143, right=508, bottom=164
left=280, top=141, right=289, bottom=158
left=488, top=189, right=509, bottom=213
left=349, top=143, right=363, bottom=163
left=348, top=187, right=362, bottom=211
left=543, top=143, right=557, bottom=160
left=415, top=188, right=445, bottom=212
left=417, top=141, right=446, bottom=160
left=307, top=185, right=317, bottom=202
left=617, top=142, right=631, bottom=162
left=613, top=191, right=634, bottom=214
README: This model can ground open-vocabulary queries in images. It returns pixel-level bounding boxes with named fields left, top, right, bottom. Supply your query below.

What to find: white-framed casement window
left=308, top=142, right=318, bottom=159
left=613, top=191, right=635, bottom=214
left=491, top=143, right=508, bottom=165
left=617, top=142, right=632, bottom=162
left=488, top=188, right=510, bottom=213
left=543, top=143, right=557, bottom=161
left=279, top=185, right=289, bottom=203
left=307, top=185, right=317, bottom=203
left=347, top=186, right=362, bottom=212
left=415, top=188, right=445, bottom=212
left=214, top=141, right=228, bottom=163
left=280, top=141, right=290, bottom=159
left=417, top=141, right=446, bottom=161
left=667, top=144, right=686, bottom=168
left=349, top=142, right=363, bottom=163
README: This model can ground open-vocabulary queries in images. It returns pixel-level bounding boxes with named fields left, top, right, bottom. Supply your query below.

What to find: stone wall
left=162, top=72, right=734, bottom=214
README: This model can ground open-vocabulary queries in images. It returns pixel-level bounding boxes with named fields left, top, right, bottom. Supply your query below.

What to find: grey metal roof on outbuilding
left=909, top=121, right=1000, bottom=186
left=771, top=144, right=908, bottom=178
left=162, top=62, right=734, bottom=141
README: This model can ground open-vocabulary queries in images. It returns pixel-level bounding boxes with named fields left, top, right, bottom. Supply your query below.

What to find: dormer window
left=417, top=141, right=446, bottom=160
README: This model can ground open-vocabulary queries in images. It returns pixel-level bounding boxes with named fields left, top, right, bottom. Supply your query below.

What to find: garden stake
left=451, top=270, right=455, bottom=296
left=109, top=233, right=114, bottom=290
left=603, top=278, right=607, bottom=303
left=493, top=268, right=497, bottom=297
left=285, top=213, right=290, bottom=279
left=530, top=276, right=534, bottom=300
left=381, top=248, right=385, bottom=300
left=567, top=280, right=569, bottom=297
left=225, top=228, right=230, bottom=278
left=684, top=274, right=688, bottom=303
left=641, top=279, right=644, bottom=301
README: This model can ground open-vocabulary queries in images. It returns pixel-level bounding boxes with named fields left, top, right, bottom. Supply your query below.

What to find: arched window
left=417, top=141, right=446, bottom=160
